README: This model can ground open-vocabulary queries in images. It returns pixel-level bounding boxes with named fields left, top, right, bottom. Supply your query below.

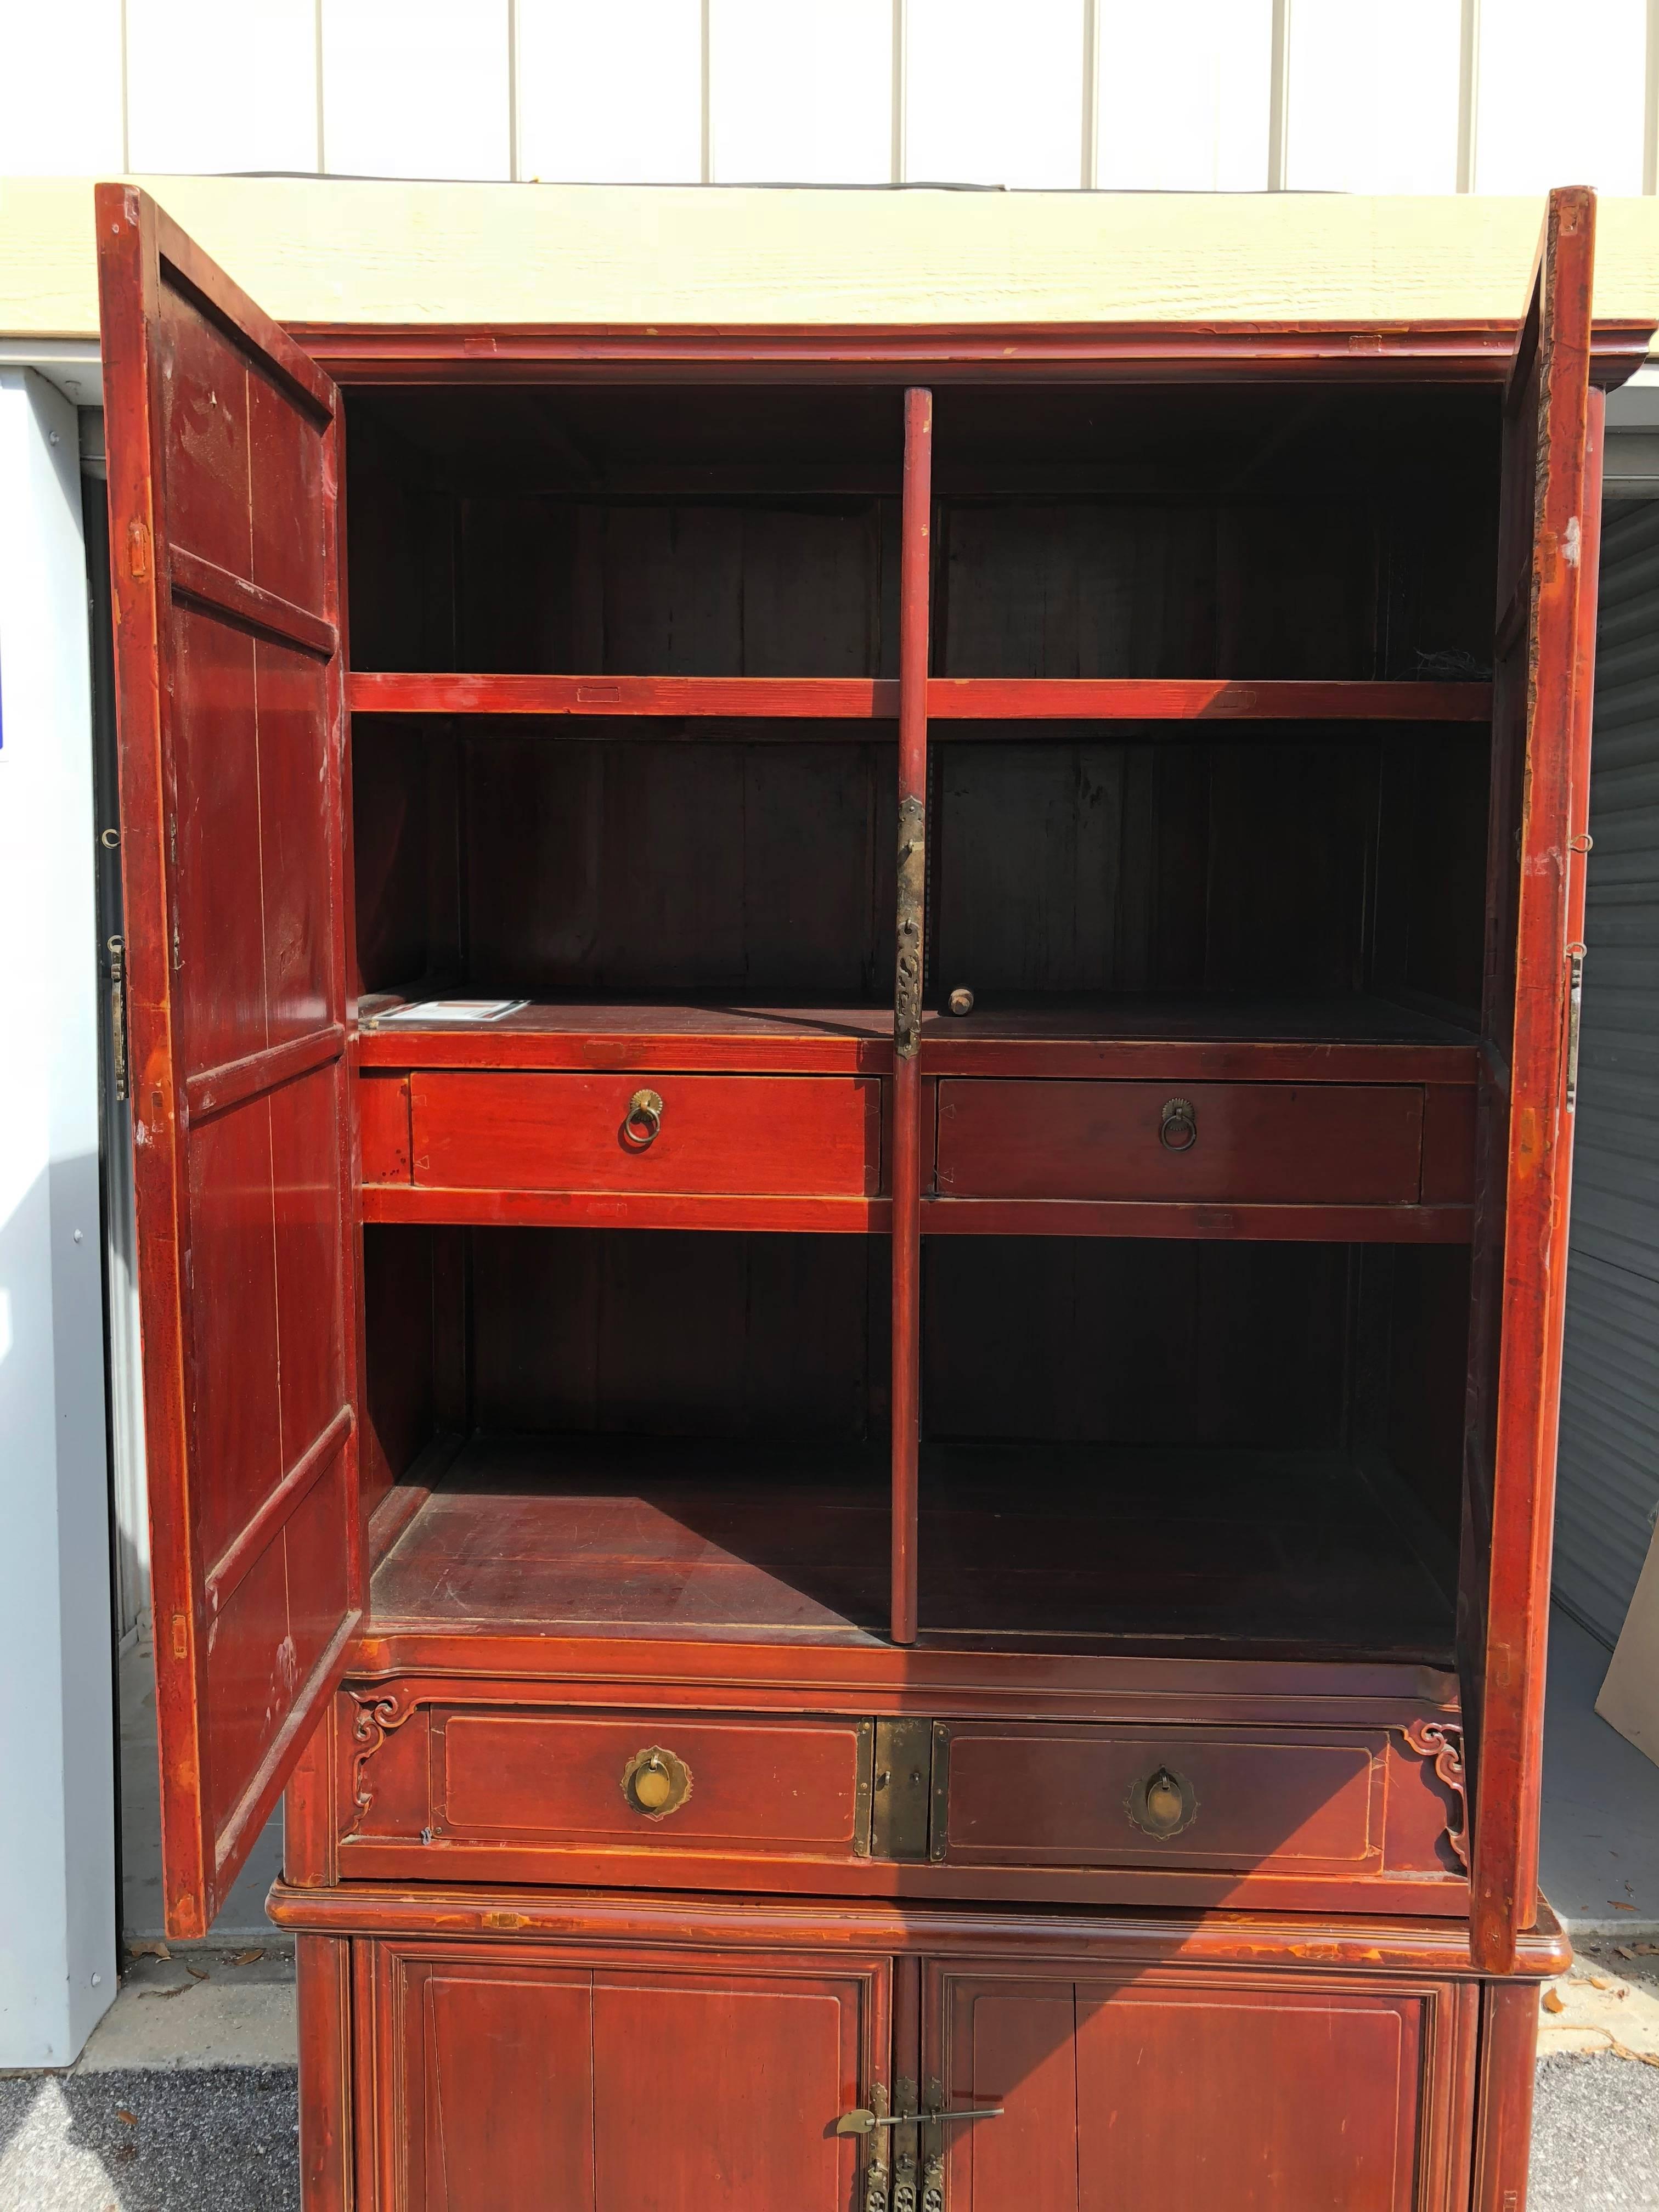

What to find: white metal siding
left=3, top=0, right=1657, bottom=195
left=1557, top=498, right=1659, bottom=1645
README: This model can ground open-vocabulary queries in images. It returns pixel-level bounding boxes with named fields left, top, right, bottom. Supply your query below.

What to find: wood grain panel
left=935, top=1079, right=1424, bottom=1204
left=410, top=1070, right=883, bottom=1198
left=97, top=184, right=359, bottom=1933
left=938, top=1722, right=1379, bottom=1871
left=435, top=1709, right=865, bottom=1854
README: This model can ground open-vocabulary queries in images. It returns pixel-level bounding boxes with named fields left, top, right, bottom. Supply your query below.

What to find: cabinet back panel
left=462, top=737, right=896, bottom=998
left=935, top=738, right=1383, bottom=998
left=468, top=1228, right=888, bottom=1441
left=922, top=1238, right=1348, bottom=1448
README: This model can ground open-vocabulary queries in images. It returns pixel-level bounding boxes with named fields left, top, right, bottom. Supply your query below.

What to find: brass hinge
left=108, top=936, right=128, bottom=1102
left=1565, top=943, right=1586, bottom=1111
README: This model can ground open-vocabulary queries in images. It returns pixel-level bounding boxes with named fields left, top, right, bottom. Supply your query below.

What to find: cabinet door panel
left=1074, top=1987, right=1413, bottom=2211
left=381, top=1940, right=889, bottom=2212
left=593, top=1973, right=860, bottom=2210
left=1465, top=185, right=1602, bottom=1969
left=419, top=1968, right=594, bottom=2212
left=97, top=184, right=359, bottom=1936
left=934, top=1966, right=1448, bottom=2212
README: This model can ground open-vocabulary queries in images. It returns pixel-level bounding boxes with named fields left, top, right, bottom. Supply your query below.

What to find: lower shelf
left=368, top=1434, right=1455, bottom=1662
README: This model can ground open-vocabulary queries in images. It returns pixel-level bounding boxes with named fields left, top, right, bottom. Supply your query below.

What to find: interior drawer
left=938, top=1716, right=1389, bottom=1876
left=428, top=1708, right=872, bottom=1858
left=935, top=1079, right=1424, bottom=1203
left=409, top=1071, right=882, bottom=1196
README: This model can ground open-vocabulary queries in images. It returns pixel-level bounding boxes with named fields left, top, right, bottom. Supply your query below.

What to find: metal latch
left=836, top=2102, right=1005, bottom=2134
left=838, top=2083, right=1003, bottom=2212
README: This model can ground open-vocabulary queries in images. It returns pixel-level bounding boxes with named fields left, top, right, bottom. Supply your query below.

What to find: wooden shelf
left=357, top=994, right=1480, bottom=1082
left=348, top=672, right=1492, bottom=725
left=366, top=1435, right=1453, bottom=1663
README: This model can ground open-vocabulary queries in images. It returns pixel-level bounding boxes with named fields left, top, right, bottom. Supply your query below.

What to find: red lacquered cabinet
left=98, top=179, right=1640, bottom=2206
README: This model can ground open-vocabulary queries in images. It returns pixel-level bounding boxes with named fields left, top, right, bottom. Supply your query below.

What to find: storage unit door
left=97, top=185, right=360, bottom=1934
left=927, top=1964, right=1470, bottom=2212
left=371, top=1940, right=891, bottom=2212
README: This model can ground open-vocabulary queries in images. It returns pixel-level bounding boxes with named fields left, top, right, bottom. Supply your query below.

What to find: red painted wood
left=891, top=387, right=932, bottom=1647
left=295, top=1936, right=352, bottom=2211
left=927, top=677, right=1492, bottom=721
left=374, top=1940, right=885, bottom=2212
left=431, top=1708, right=866, bottom=1855
left=936, top=1722, right=1384, bottom=1874
left=351, top=669, right=897, bottom=716
left=932, top=1964, right=1441, bottom=2212
left=1467, top=189, right=1602, bottom=1974
left=363, top=1184, right=889, bottom=1233
left=349, top=669, right=1491, bottom=723
left=1421, top=1084, right=1479, bottom=1204
left=407, top=1069, right=883, bottom=1198
left=354, top=1001, right=1481, bottom=1084
left=270, top=1881, right=1572, bottom=1982
left=935, top=1080, right=1425, bottom=1204
left=293, top=317, right=1653, bottom=386
left=920, top=1197, right=1472, bottom=1242
left=358, top=1071, right=411, bottom=1183
left=360, top=1001, right=894, bottom=1073
left=96, top=183, right=360, bottom=1936
left=1471, top=1980, right=1543, bottom=2212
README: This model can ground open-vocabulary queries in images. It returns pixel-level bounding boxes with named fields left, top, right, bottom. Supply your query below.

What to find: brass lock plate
left=868, top=1718, right=934, bottom=1860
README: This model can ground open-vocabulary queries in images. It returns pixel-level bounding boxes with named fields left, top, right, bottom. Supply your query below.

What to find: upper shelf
left=357, top=993, right=1481, bottom=1082
left=347, top=673, right=1493, bottom=725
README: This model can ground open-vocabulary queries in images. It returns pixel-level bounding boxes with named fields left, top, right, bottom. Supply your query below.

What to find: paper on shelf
left=374, top=998, right=528, bottom=1025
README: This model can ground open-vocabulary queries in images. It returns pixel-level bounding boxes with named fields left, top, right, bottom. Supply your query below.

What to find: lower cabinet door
left=371, top=1939, right=891, bottom=2211
left=925, top=1962, right=1474, bottom=2212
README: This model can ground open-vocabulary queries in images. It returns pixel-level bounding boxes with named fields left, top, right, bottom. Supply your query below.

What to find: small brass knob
left=1159, top=1097, right=1197, bottom=1152
left=622, top=1088, right=664, bottom=1147
left=946, top=986, right=975, bottom=1017
left=622, top=1744, right=691, bottom=1819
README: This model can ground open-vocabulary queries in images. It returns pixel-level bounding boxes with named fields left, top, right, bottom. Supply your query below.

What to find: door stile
left=1466, top=187, right=1599, bottom=1971
left=892, top=387, right=934, bottom=1646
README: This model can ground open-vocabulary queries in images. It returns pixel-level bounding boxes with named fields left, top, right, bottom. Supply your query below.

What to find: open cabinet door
left=97, top=186, right=360, bottom=1936
left=1464, top=187, right=1601, bottom=1973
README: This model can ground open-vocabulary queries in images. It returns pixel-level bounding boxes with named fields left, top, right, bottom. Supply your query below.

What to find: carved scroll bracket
left=344, top=1685, right=421, bottom=1841
left=1404, top=1718, right=1469, bottom=1872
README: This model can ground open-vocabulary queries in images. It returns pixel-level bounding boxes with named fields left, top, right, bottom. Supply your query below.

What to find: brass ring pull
left=621, top=1745, right=691, bottom=1819
left=1159, top=1097, right=1197, bottom=1152
left=1126, top=1764, right=1198, bottom=1839
left=622, top=1088, right=664, bottom=1148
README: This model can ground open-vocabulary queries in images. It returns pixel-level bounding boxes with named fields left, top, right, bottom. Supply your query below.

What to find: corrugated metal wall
left=1556, top=496, right=1659, bottom=1646
left=2, top=0, right=1656, bottom=196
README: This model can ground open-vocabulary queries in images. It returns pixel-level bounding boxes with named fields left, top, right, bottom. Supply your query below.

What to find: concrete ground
left=8, top=1605, right=1643, bottom=2208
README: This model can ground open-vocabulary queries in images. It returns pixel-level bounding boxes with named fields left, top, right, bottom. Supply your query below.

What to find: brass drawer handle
left=622, top=1088, right=664, bottom=1148
left=621, top=1744, right=691, bottom=1819
left=1159, top=1097, right=1197, bottom=1152
left=1127, top=1764, right=1197, bottom=1838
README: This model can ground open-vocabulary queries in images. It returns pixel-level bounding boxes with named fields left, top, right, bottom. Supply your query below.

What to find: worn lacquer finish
left=891, top=386, right=932, bottom=1646
left=104, top=176, right=1645, bottom=2205
left=1465, top=189, right=1602, bottom=1973
left=97, top=185, right=360, bottom=1934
